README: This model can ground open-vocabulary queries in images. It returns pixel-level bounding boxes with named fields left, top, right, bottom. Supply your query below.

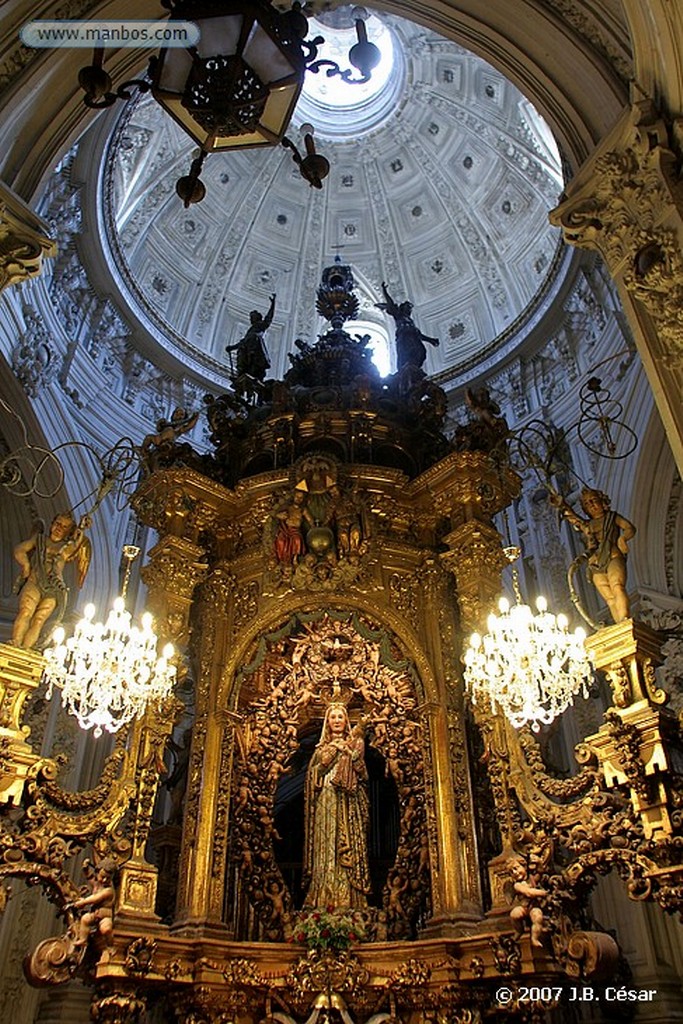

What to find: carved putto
left=12, top=512, right=92, bottom=649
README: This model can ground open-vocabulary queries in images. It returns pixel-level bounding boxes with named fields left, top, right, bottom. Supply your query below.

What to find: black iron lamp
left=151, top=0, right=309, bottom=153
left=78, top=1, right=382, bottom=203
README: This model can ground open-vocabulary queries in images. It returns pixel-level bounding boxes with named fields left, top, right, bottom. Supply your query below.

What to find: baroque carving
left=0, top=189, right=56, bottom=291
left=550, top=102, right=683, bottom=369
left=229, top=613, right=431, bottom=942
left=441, top=520, right=509, bottom=634
left=11, top=306, right=59, bottom=396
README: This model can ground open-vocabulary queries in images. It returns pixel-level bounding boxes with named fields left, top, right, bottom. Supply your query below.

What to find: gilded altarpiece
left=133, top=452, right=513, bottom=940
left=75, top=439, right=521, bottom=1022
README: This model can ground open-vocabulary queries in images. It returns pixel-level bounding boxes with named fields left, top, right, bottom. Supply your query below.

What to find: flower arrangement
left=291, top=906, right=366, bottom=951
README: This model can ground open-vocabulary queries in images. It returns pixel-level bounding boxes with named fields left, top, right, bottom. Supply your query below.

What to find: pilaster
left=584, top=619, right=678, bottom=841
left=0, top=643, right=43, bottom=803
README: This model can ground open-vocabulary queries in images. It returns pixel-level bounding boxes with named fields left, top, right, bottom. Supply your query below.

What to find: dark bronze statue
left=226, top=294, right=276, bottom=383
left=375, top=282, right=439, bottom=369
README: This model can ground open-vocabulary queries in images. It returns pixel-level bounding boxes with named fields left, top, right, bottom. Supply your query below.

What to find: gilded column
left=550, top=99, right=683, bottom=474
left=174, top=564, right=232, bottom=927
left=425, top=450, right=518, bottom=636
left=115, top=534, right=207, bottom=919
left=441, top=522, right=509, bottom=638
left=417, top=556, right=482, bottom=929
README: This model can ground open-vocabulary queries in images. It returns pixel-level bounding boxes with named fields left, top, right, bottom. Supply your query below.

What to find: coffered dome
left=98, top=8, right=565, bottom=389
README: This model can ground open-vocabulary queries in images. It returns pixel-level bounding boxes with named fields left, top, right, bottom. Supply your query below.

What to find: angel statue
left=24, top=858, right=116, bottom=986
left=140, top=406, right=200, bottom=471
left=508, top=859, right=547, bottom=947
left=551, top=486, right=636, bottom=623
left=11, top=512, right=91, bottom=649
left=375, top=282, right=439, bottom=369
left=71, top=858, right=116, bottom=949
left=303, top=703, right=371, bottom=910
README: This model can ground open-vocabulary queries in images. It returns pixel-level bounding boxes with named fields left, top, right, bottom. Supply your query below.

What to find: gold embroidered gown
left=303, top=725, right=371, bottom=909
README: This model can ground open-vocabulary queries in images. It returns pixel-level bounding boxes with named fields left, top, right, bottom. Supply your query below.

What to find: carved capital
left=141, top=535, right=208, bottom=604
left=441, top=521, right=508, bottom=635
left=550, top=102, right=683, bottom=369
left=423, top=451, right=520, bottom=524
left=0, top=185, right=56, bottom=291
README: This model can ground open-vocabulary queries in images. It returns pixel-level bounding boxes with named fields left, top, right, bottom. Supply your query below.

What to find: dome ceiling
left=99, top=8, right=565, bottom=387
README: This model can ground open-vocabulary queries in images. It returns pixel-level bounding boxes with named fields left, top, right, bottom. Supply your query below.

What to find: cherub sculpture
left=552, top=486, right=636, bottom=623
left=508, top=859, right=547, bottom=947
left=375, top=282, right=439, bottom=369
left=24, top=858, right=117, bottom=985
left=140, top=407, right=199, bottom=470
left=12, top=512, right=91, bottom=649
left=71, top=859, right=116, bottom=949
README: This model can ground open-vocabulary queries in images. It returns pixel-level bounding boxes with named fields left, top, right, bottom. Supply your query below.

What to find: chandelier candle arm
left=42, top=547, right=176, bottom=737
left=463, top=592, right=592, bottom=732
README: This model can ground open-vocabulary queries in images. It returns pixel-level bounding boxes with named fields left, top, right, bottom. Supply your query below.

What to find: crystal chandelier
left=463, top=551, right=593, bottom=732
left=42, top=546, right=176, bottom=737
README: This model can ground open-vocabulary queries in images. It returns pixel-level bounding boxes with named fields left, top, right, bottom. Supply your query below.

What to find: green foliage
left=292, top=906, right=366, bottom=951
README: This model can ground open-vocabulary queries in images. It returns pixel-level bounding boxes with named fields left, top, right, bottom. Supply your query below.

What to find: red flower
left=321, top=928, right=330, bottom=937
left=296, top=932, right=305, bottom=941
left=349, top=932, right=357, bottom=941
left=313, top=913, right=320, bottom=921
left=326, top=903, right=335, bottom=912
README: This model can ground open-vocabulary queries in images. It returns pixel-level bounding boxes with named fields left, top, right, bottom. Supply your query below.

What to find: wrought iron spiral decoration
left=576, top=376, right=638, bottom=459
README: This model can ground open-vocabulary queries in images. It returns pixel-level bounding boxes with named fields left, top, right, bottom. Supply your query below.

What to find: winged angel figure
left=12, top=512, right=92, bottom=649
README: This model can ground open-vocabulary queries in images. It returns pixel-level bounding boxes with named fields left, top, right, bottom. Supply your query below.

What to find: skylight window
left=302, top=14, right=394, bottom=109
left=346, top=320, right=392, bottom=377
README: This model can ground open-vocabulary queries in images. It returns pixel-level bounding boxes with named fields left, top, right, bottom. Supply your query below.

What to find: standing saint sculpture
left=226, top=294, right=276, bottom=384
left=375, top=282, right=439, bottom=369
left=303, top=704, right=371, bottom=910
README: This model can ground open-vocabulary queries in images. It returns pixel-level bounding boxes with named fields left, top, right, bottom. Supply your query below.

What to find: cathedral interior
left=0, top=1, right=682, bottom=1022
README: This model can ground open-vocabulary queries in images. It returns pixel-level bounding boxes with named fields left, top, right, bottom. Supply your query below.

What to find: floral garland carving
left=518, top=730, right=599, bottom=800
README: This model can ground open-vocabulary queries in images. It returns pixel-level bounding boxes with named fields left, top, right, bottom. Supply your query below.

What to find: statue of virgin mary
left=303, top=704, right=371, bottom=909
